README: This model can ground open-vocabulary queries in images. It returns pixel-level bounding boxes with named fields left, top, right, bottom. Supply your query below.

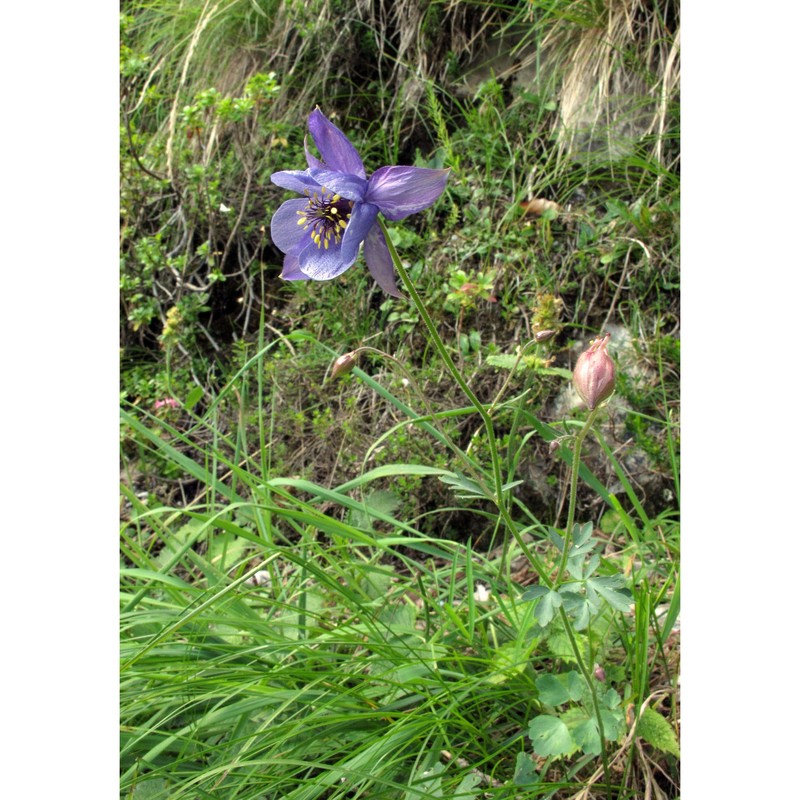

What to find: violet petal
left=365, top=166, right=450, bottom=220
left=280, top=253, right=310, bottom=281
left=308, top=109, right=366, bottom=179
left=271, top=169, right=320, bottom=194
left=298, top=239, right=355, bottom=281
left=304, top=135, right=325, bottom=170
left=364, top=224, right=401, bottom=297
left=308, top=169, right=367, bottom=202
left=270, top=198, right=311, bottom=254
left=340, top=202, right=378, bottom=266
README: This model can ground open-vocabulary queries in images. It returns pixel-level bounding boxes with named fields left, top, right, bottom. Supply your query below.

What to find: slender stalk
left=554, top=406, right=601, bottom=585
left=379, top=221, right=500, bottom=495
left=378, top=218, right=552, bottom=585
left=558, top=606, right=612, bottom=799
left=554, top=406, right=611, bottom=796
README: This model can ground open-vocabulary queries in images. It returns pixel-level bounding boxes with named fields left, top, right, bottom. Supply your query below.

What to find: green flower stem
left=378, top=219, right=552, bottom=586
left=554, top=405, right=610, bottom=796
left=380, top=220, right=610, bottom=793
left=554, top=406, right=601, bottom=585
left=557, top=606, right=612, bottom=797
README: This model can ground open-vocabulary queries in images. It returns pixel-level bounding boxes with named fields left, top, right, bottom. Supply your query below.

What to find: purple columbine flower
left=270, top=109, right=450, bottom=296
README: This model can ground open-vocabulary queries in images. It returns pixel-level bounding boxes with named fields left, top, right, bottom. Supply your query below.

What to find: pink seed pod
left=573, top=333, right=615, bottom=410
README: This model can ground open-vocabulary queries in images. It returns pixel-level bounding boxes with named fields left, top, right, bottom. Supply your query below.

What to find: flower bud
left=534, top=329, right=556, bottom=343
left=331, top=351, right=358, bottom=379
left=593, top=663, right=606, bottom=682
left=154, top=397, right=180, bottom=412
left=573, top=333, right=615, bottom=410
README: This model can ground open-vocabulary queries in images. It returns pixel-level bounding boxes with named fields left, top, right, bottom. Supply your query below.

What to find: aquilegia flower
left=270, top=109, right=449, bottom=296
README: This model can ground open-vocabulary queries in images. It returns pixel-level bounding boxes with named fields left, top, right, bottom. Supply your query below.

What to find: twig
left=122, top=107, right=172, bottom=186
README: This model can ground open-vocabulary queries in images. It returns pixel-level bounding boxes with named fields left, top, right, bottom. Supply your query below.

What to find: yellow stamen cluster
left=295, top=188, right=353, bottom=250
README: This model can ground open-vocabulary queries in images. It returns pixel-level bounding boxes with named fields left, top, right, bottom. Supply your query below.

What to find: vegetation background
left=118, top=1, right=683, bottom=798
left=9, top=4, right=800, bottom=799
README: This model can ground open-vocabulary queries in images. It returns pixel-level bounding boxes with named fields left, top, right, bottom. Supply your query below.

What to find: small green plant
left=443, top=268, right=497, bottom=313
left=528, top=670, right=626, bottom=758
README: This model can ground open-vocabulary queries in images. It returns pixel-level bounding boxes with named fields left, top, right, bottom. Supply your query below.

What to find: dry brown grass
left=551, top=0, right=679, bottom=164
left=509, top=0, right=680, bottom=168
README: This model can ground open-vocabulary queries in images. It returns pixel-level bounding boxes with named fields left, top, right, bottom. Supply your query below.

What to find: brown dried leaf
left=520, top=197, right=562, bottom=217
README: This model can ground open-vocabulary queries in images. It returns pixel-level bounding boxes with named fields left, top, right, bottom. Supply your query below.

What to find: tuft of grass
left=121, top=314, right=679, bottom=797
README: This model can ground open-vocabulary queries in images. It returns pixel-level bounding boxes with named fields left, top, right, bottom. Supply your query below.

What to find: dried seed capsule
left=332, top=351, right=358, bottom=379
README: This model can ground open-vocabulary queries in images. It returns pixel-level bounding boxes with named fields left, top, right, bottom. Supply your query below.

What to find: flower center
left=296, top=189, right=354, bottom=250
